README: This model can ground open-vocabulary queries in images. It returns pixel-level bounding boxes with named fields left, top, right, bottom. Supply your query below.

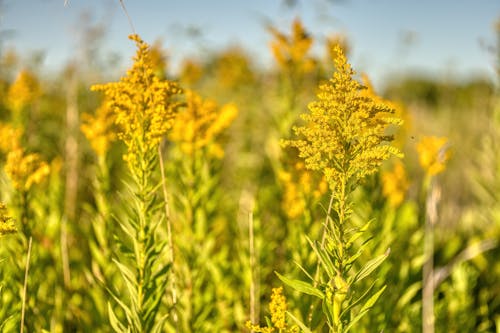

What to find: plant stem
left=249, top=211, right=256, bottom=331
left=158, top=143, right=178, bottom=328
left=422, top=181, right=439, bottom=333
left=20, top=236, right=32, bottom=333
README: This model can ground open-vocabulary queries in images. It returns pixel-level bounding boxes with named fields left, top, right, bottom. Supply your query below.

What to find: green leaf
left=108, top=302, right=127, bottom=333
left=353, top=249, right=390, bottom=283
left=307, top=237, right=337, bottom=279
left=396, top=282, right=421, bottom=309
left=276, top=272, right=325, bottom=299
left=344, top=285, right=386, bottom=332
left=340, top=280, right=376, bottom=318
left=287, top=311, right=313, bottom=333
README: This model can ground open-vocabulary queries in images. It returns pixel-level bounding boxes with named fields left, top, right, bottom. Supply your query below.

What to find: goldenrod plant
left=280, top=45, right=402, bottom=332
left=166, top=90, right=240, bottom=332
left=0, top=5, right=499, bottom=332
left=91, top=34, right=182, bottom=332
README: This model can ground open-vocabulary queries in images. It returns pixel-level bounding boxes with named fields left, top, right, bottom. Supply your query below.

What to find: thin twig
left=118, top=0, right=136, bottom=35
left=158, top=143, right=178, bottom=329
left=422, top=182, right=440, bottom=333
left=20, top=236, right=33, bottom=333
left=249, top=211, right=256, bottom=330
left=432, top=239, right=497, bottom=288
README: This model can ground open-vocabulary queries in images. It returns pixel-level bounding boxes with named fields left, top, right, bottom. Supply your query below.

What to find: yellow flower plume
left=170, top=90, right=238, bottom=158
left=283, top=46, right=402, bottom=192
left=416, top=136, right=451, bottom=176
left=91, top=34, right=182, bottom=165
left=269, top=18, right=315, bottom=74
left=246, top=287, right=298, bottom=333
left=7, top=69, right=42, bottom=113
left=81, top=98, right=117, bottom=157
left=0, top=122, right=23, bottom=153
left=381, top=160, right=409, bottom=207
left=4, top=147, right=50, bottom=192
left=0, top=202, right=17, bottom=236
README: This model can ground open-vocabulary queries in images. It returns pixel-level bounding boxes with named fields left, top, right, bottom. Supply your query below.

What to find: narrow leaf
left=287, top=311, right=313, bottom=333
left=354, top=249, right=389, bottom=283
left=276, top=272, right=324, bottom=299
left=344, top=285, right=387, bottom=332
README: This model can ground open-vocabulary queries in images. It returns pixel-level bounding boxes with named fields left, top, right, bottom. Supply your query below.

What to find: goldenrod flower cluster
left=269, top=18, right=315, bottom=74
left=279, top=162, right=328, bottom=219
left=4, top=148, right=50, bottom=192
left=325, top=33, right=350, bottom=60
left=283, top=46, right=402, bottom=192
left=416, top=136, right=451, bottom=176
left=91, top=34, right=182, bottom=166
left=170, top=90, right=238, bottom=158
left=246, top=287, right=298, bottom=333
left=7, top=69, right=42, bottom=113
left=212, top=48, right=255, bottom=89
left=179, top=59, right=203, bottom=86
left=381, top=161, right=409, bottom=207
left=149, top=40, right=168, bottom=79
left=0, top=122, right=23, bottom=153
left=360, top=73, right=410, bottom=149
left=0, top=202, right=17, bottom=235
left=81, top=98, right=117, bottom=157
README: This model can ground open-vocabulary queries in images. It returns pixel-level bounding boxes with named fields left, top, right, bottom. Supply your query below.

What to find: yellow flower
left=4, top=147, right=50, bottom=191
left=283, top=46, right=402, bottom=192
left=381, top=161, right=409, bottom=207
left=7, top=69, right=42, bottom=113
left=212, top=47, right=255, bottom=89
left=269, top=287, right=287, bottom=329
left=91, top=34, right=182, bottom=166
left=416, top=136, right=451, bottom=176
left=170, top=90, right=238, bottom=157
left=179, top=59, right=203, bottom=86
left=81, top=98, right=117, bottom=157
left=245, top=287, right=298, bottom=333
left=326, top=33, right=350, bottom=60
left=279, top=161, right=328, bottom=219
left=0, top=122, right=22, bottom=153
left=149, top=40, right=168, bottom=79
left=269, top=18, right=315, bottom=74
left=0, top=202, right=17, bottom=236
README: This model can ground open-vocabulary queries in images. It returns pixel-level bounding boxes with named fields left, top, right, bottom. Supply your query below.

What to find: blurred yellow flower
left=283, top=46, right=402, bottom=192
left=81, top=98, right=117, bottom=157
left=170, top=90, right=238, bottom=158
left=212, top=47, right=255, bottom=89
left=381, top=161, right=409, bottom=207
left=416, top=136, right=451, bottom=176
left=269, top=18, right=315, bottom=75
left=179, top=59, right=203, bottom=86
left=4, top=147, right=50, bottom=192
left=7, top=69, right=42, bottom=113
left=279, top=161, right=328, bottom=219
left=149, top=40, right=168, bottom=79
left=91, top=34, right=182, bottom=166
left=0, top=202, right=17, bottom=235
left=0, top=122, right=22, bottom=153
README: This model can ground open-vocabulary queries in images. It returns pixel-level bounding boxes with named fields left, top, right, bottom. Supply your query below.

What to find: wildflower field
left=1, top=3, right=500, bottom=332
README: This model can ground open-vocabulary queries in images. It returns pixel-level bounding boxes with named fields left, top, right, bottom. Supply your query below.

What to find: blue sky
left=1, top=0, right=499, bottom=88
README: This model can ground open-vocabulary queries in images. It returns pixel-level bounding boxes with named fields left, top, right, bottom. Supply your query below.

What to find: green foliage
left=0, top=14, right=499, bottom=333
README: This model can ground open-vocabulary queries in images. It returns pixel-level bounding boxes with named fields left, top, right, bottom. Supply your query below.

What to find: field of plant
left=0, top=4, right=499, bottom=333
